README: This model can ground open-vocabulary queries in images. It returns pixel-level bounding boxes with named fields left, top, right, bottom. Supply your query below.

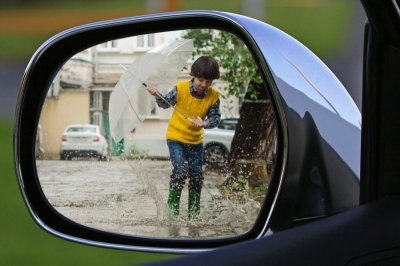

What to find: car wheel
left=204, top=144, right=227, bottom=165
left=99, top=155, right=108, bottom=161
left=60, top=151, right=70, bottom=160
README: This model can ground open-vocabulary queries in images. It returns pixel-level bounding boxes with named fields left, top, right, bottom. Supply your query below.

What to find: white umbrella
left=109, top=39, right=194, bottom=142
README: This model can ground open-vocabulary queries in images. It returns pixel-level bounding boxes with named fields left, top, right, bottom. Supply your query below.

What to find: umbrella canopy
left=109, top=39, right=194, bottom=142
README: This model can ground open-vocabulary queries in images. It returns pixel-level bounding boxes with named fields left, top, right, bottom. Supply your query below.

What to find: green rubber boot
left=188, top=191, right=201, bottom=220
left=167, top=188, right=182, bottom=220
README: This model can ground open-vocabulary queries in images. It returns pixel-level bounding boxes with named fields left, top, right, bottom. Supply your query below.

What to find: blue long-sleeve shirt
left=156, top=79, right=221, bottom=129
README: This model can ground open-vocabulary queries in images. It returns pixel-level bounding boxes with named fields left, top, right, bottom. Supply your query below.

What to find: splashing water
left=37, top=158, right=265, bottom=239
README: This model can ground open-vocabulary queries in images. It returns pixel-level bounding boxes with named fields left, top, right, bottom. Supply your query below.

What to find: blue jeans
left=167, top=140, right=204, bottom=193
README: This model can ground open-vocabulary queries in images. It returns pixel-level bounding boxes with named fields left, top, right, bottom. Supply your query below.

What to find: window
left=98, top=40, right=118, bottom=51
left=137, top=35, right=145, bottom=47
left=90, top=90, right=111, bottom=129
left=135, top=34, right=155, bottom=50
left=67, top=126, right=96, bottom=133
left=91, top=91, right=102, bottom=111
left=148, top=34, right=155, bottom=47
left=92, top=112, right=102, bottom=127
left=218, top=118, right=238, bottom=130
left=150, top=105, right=158, bottom=116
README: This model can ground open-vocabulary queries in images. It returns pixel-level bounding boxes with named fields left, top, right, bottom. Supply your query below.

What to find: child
left=147, top=56, right=221, bottom=219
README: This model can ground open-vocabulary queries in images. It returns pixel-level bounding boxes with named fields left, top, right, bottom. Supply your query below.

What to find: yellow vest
left=166, top=80, right=220, bottom=144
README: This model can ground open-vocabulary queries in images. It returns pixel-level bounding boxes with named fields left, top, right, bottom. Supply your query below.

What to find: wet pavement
left=36, top=158, right=262, bottom=239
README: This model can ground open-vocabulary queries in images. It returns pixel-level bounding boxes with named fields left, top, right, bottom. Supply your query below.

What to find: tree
left=184, top=29, right=262, bottom=103
left=183, top=29, right=276, bottom=188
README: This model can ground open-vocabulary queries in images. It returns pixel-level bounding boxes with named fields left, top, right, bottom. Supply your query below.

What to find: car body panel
left=203, top=118, right=237, bottom=164
left=146, top=1, right=400, bottom=263
left=144, top=196, right=400, bottom=266
left=219, top=12, right=361, bottom=226
left=203, top=128, right=234, bottom=152
left=14, top=9, right=362, bottom=252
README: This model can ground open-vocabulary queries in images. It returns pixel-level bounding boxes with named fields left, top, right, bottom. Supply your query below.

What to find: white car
left=203, top=118, right=238, bottom=165
left=60, top=124, right=108, bottom=160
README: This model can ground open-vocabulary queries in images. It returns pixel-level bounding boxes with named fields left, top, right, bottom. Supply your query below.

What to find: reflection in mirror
left=36, top=29, right=277, bottom=239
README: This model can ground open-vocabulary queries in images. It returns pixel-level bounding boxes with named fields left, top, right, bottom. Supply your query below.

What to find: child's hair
left=190, top=56, right=220, bottom=80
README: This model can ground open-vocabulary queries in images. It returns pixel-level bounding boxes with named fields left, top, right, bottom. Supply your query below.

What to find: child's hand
left=191, top=117, right=205, bottom=128
left=147, top=86, right=159, bottom=97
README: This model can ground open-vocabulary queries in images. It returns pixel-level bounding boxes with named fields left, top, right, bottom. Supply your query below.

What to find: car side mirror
left=15, top=10, right=361, bottom=253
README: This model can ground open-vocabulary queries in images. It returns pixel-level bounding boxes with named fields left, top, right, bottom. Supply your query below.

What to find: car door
left=141, top=0, right=400, bottom=265
left=15, top=1, right=398, bottom=263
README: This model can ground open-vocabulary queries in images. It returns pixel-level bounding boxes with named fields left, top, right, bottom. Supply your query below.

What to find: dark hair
left=190, top=56, right=220, bottom=80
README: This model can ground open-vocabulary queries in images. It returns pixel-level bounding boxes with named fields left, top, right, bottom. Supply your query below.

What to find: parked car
left=203, top=117, right=238, bottom=165
left=60, top=124, right=108, bottom=160
left=14, top=1, right=400, bottom=265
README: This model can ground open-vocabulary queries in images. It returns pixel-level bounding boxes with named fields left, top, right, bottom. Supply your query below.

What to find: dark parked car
left=14, top=0, right=400, bottom=265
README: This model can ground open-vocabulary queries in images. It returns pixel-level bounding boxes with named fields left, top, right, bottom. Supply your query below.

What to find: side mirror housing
left=15, top=10, right=360, bottom=252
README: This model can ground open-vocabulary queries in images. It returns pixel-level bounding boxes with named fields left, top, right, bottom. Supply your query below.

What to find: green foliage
left=0, top=0, right=147, bottom=11
left=0, top=34, right=49, bottom=59
left=267, top=0, right=351, bottom=57
left=224, top=175, right=249, bottom=192
left=218, top=174, right=268, bottom=204
left=248, top=182, right=268, bottom=203
left=129, top=143, right=149, bottom=159
left=217, top=175, right=250, bottom=204
left=183, top=29, right=262, bottom=99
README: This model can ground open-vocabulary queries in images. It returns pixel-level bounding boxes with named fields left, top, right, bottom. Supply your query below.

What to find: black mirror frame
left=14, top=11, right=286, bottom=253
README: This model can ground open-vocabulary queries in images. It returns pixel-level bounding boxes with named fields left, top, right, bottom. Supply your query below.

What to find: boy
left=147, top=56, right=221, bottom=219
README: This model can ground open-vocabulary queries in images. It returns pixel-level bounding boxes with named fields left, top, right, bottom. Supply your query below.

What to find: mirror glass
left=36, top=29, right=277, bottom=239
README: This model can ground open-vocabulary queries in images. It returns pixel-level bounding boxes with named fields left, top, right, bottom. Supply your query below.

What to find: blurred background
left=0, top=0, right=365, bottom=265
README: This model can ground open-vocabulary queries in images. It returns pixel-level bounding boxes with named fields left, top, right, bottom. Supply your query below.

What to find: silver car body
left=203, top=118, right=238, bottom=164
